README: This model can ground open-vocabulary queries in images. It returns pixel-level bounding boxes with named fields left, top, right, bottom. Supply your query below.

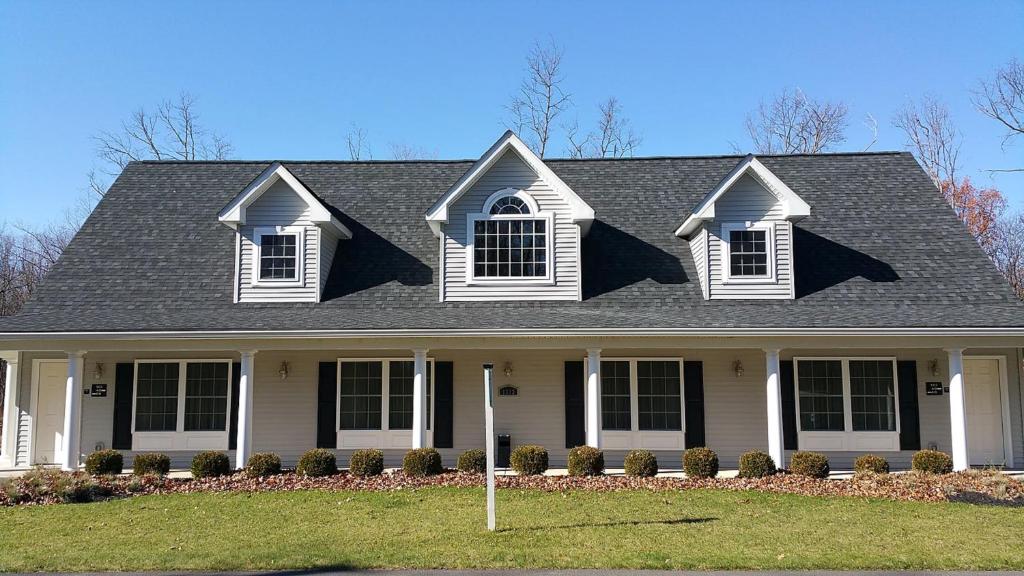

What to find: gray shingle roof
left=4, top=151, right=1024, bottom=333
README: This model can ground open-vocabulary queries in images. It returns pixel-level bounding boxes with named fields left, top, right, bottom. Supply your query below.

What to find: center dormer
left=426, top=131, right=594, bottom=302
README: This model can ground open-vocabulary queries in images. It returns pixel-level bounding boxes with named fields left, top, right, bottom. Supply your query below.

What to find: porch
left=1, top=342, right=1021, bottom=473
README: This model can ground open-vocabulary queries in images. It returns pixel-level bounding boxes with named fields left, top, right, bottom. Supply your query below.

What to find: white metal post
left=483, top=363, right=495, bottom=531
left=586, top=348, right=601, bottom=448
left=764, top=348, right=784, bottom=470
left=235, top=350, right=256, bottom=470
left=0, top=353, right=21, bottom=468
left=61, top=352, right=85, bottom=471
left=412, top=349, right=429, bottom=449
left=947, top=348, right=969, bottom=471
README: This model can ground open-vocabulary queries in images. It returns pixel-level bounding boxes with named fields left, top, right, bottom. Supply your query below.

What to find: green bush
left=84, top=449, right=123, bottom=476
left=854, top=454, right=890, bottom=474
left=510, top=445, right=548, bottom=475
left=567, top=446, right=604, bottom=476
left=912, top=449, right=953, bottom=474
left=403, top=448, right=443, bottom=477
left=349, top=449, right=385, bottom=477
left=245, top=453, right=282, bottom=478
left=790, top=451, right=830, bottom=478
left=191, top=451, right=231, bottom=478
left=624, top=449, right=658, bottom=477
left=683, top=447, right=720, bottom=478
left=457, top=449, right=487, bottom=473
left=738, top=450, right=777, bottom=478
left=296, top=448, right=338, bottom=477
left=132, top=453, right=171, bottom=477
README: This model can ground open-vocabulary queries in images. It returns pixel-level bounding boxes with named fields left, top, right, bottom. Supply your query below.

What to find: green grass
left=1, top=487, right=1022, bottom=571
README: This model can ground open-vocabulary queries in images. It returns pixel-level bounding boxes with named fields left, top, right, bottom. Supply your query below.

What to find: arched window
left=470, top=190, right=550, bottom=280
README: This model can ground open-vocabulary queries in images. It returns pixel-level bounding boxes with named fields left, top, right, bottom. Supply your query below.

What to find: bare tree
left=567, top=97, right=642, bottom=158
left=974, top=58, right=1024, bottom=172
left=991, top=214, right=1024, bottom=299
left=507, top=40, right=571, bottom=157
left=892, top=96, right=961, bottom=188
left=91, top=93, right=232, bottom=196
left=345, top=124, right=372, bottom=160
left=743, top=88, right=849, bottom=154
left=388, top=143, right=438, bottom=160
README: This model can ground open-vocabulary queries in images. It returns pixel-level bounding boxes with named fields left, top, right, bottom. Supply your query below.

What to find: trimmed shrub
left=854, top=454, right=890, bottom=475
left=403, top=448, right=443, bottom=477
left=245, top=453, right=282, bottom=478
left=457, top=449, right=487, bottom=474
left=132, top=453, right=171, bottom=477
left=296, top=448, right=337, bottom=477
left=683, top=447, right=720, bottom=479
left=191, top=451, right=231, bottom=478
left=349, top=449, right=385, bottom=477
left=790, top=451, right=830, bottom=478
left=510, top=445, right=548, bottom=475
left=624, top=449, right=658, bottom=477
left=567, top=446, right=604, bottom=476
left=912, top=449, right=954, bottom=474
left=84, top=449, right=123, bottom=476
left=738, top=450, right=777, bottom=478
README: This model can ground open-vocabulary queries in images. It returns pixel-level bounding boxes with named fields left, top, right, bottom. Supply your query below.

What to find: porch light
left=928, top=359, right=940, bottom=377
left=503, top=362, right=513, bottom=378
left=732, top=360, right=744, bottom=377
left=278, top=361, right=289, bottom=380
left=92, top=363, right=104, bottom=380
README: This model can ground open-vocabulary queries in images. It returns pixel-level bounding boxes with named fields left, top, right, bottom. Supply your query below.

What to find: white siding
left=689, top=227, right=709, bottom=300
left=319, top=227, right=341, bottom=298
left=707, top=174, right=794, bottom=299
left=442, top=150, right=580, bottom=301
left=237, top=180, right=320, bottom=303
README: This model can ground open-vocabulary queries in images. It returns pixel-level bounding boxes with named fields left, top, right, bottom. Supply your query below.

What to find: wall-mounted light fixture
left=503, top=362, right=513, bottom=378
left=93, top=363, right=104, bottom=380
left=733, top=360, right=744, bottom=378
left=928, top=359, right=940, bottom=377
left=278, top=361, right=290, bottom=380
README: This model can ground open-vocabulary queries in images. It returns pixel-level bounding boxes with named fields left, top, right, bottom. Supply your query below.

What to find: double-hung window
left=597, top=358, right=685, bottom=450
left=468, top=190, right=552, bottom=283
left=721, top=222, right=774, bottom=282
left=338, top=359, right=433, bottom=439
left=253, top=226, right=303, bottom=285
left=133, top=360, right=233, bottom=449
left=794, top=358, right=900, bottom=451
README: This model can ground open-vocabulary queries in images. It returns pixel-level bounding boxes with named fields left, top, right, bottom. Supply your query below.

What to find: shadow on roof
left=794, top=227, right=900, bottom=298
left=321, top=214, right=432, bottom=300
left=582, top=220, right=689, bottom=300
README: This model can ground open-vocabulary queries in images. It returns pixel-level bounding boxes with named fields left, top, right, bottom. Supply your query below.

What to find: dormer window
left=253, top=226, right=304, bottom=285
left=467, top=189, right=553, bottom=283
left=722, top=222, right=774, bottom=282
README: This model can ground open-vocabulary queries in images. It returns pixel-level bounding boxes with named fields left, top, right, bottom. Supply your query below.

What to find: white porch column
left=586, top=348, right=602, bottom=448
left=60, top=352, right=85, bottom=471
left=235, top=350, right=256, bottom=470
left=764, top=348, right=785, bottom=469
left=0, top=353, right=21, bottom=468
left=947, top=348, right=969, bottom=471
left=411, top=348, right=429, bottom=449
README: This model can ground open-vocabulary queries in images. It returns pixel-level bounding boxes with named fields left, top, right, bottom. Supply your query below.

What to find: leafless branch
left=564, top=97, right=642, bottom=158
left=862, top=113, right=878, bottom=152
left=345, top=124, right=372, bottom=160
left=389, top=143, right=438, bottom=160
left=744, top=88, right=849, bottom=154
left=892, top=95, right=961, bottom=187
left=506, top=40, right=571, bottom=157
left=973, top=58, right=1024, bottom=151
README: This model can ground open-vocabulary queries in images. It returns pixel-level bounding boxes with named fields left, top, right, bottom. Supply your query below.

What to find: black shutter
left=228, top=362, right=241, bottom=450
left=112, top=363, right=134, bottom=450
left=564, top=361, right=586, bottom=448
left=683, top=361, right=705, bottom=448
left=780, top=360, right=798, bottom=450
left=433, top=361, right=454, bottom=448
left=897, top=360, right=921, bottom=451
left=317, top=361, right=337, bottom=449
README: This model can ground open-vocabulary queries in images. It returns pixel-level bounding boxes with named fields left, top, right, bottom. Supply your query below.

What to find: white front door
left=32, top=360, right=68, bottom=465
left=964, top=358, right=1006, bottom=466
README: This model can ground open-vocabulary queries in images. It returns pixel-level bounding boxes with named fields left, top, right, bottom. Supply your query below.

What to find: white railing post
left=483, top=363, right=496, bottom=531
left=0, top=353, right=20, bottom=468
left=586, top=348, right=602, bottom=448
left=61, top=352, right=85, bottom=471
left=235, top=351, right=256, bottom=470
left=946, top=348, right=969, bottom=471
left=412, top=349, right=429, bottom=449
left=764, top=348, right=784, bottom=470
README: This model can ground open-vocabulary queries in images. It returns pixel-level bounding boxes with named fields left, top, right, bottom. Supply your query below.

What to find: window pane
left=388, top=361, right=413, bottom=430
left=183, top=362, right=229, bottom=432
left=340, top=361, right=383, bottom=430
left=797, top=360, right=845, bottom=431
left=259, top=234, right=298, bottom=280
left=728, top=229, right=769, bottom=277
left=850, top=360, right=896, bottom=431
left=135, top=363, right=179, bottom=432
left=600, top=361, right=631, bottom=430
left=473, top=218, right=547, bottom=278
left=637, top=361, right=681, bottom=431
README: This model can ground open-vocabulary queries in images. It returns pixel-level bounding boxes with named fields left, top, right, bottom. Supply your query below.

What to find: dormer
left=675, top=155, right=810, bottom=300
left=218, top=162, right=351, bottom=303
left=426, top=131, right=594, bottom=302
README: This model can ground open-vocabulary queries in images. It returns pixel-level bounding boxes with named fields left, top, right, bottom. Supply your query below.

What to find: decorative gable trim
left=425, top=131, right=595, bottom=237
left=218, top=162, right=352, bottom=238
left=674, top=155, right=810, bottom=238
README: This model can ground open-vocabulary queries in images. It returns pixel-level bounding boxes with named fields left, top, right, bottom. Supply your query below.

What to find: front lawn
left=1, top=487, right=1022, bottom=571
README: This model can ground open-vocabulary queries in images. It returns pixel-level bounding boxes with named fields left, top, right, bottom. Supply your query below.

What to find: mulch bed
left=3, top=467, right=1022, bottom=507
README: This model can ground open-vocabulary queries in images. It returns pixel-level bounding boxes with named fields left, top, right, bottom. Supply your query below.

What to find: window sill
left=465, top=277, right=555, bottom=287
left=797, top=431, right=900, bottom=452
left=250, top=279, right=305, bottom=288
left=132, top=431, right=229, bottom=452
left=721, top=276, right=776, bottom=285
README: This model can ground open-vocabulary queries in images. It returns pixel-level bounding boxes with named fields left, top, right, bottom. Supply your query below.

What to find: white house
left=1, top=131, right=1021, bottom=473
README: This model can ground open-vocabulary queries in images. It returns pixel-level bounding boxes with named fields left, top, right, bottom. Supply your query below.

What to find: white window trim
left=131, top=359, right=233, bottom=452
left=793, top=357, right=901, bottom=452
left=251, top=226, right=305, bottom=287
left=721, top=221, right=776, bottom=284
left=465, top=189, right=555, bottom=286
left=585, top=357, right=686, bottom=451
left=335, top=357, right=435, bottom=450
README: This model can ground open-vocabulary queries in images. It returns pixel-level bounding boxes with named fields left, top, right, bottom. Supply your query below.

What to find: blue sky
left=1, top=0, right=1022, bottom=227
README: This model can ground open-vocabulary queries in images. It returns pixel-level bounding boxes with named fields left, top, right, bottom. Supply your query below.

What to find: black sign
left=925, top=381, right=943, bottom=396
left=90, top=383, right=108, bottom=397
